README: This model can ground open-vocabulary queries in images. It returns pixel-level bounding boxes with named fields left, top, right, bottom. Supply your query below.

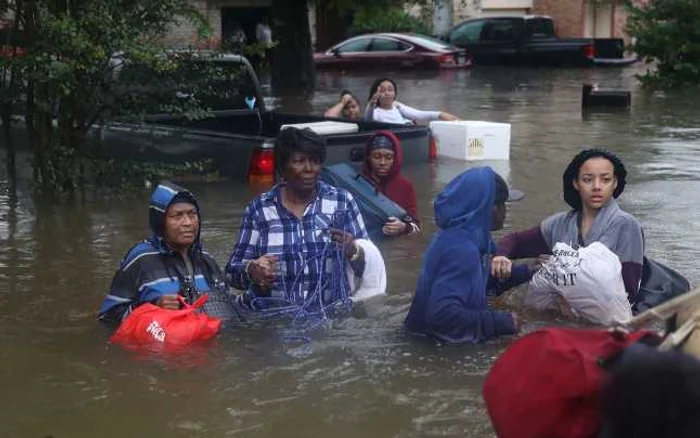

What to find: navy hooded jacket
left=404, top=167, right=517, bottom=344
left=98, top=181, right=234, bottom=324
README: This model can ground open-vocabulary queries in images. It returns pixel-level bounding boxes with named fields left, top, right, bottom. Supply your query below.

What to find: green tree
left=0, top=0, right=232, bottom=197
left=626, top=0, right=700, bottom=88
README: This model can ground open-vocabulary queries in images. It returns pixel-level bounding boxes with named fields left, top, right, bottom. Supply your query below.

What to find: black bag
left=320, top=163, right=412, bottom=239
left=632, top=256, right=691, bottom=314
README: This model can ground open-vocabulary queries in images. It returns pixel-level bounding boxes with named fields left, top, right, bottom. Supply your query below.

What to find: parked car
left=314, top=33, right=471, bottom=70
left=4, top=54, right=431, bottom=182
left=443, top=15, right=637, bottom=67
left=0, top=24, right=24, bottom=59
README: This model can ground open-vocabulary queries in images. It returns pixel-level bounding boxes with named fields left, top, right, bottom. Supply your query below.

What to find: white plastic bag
left=524, top=242, right=632, bottom=325
left=346, top=239, right=387, bottom=302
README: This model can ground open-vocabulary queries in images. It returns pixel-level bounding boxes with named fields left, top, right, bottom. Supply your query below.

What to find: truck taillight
left=583, top=44, right=596, bottom=59
left=429, top=132, right=437, bottom=160
left=248, top=148, right=275, bottom=177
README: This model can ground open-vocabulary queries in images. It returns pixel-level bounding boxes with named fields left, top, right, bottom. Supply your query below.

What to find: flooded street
left=1, top=65, right=700, bottom=437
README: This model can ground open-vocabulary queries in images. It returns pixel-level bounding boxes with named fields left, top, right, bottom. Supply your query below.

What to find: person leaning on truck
left=361, top=130, right=420, bottom=236
left=226, top=127, right=370, bottom=308
left=324, top=90, right=362, bottom=120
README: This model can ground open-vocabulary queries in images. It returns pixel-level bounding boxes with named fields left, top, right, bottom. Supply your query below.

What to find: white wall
left=482, top=0, right=532, bottom=8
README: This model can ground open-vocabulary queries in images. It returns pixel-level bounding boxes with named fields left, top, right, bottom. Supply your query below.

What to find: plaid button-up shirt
left=226, top=181, right=368, bottom=305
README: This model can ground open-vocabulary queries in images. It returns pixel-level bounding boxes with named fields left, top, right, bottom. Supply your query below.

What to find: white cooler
left=429, top=121, right=511, bottom=161
left=280, top=121, right=359, bottom=136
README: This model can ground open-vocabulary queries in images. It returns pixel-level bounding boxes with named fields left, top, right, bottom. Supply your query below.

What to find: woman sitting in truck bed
left=324, top=90, right=362, bottom=120
left=364, top=77, right=459, bottom=125
left=362, top=131, right=420, bottom=236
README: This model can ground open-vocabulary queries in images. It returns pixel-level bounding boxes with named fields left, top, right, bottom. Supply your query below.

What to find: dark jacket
left=98, top=182, right=234, bottom=324
left=404, top=167, right=517, bottom=344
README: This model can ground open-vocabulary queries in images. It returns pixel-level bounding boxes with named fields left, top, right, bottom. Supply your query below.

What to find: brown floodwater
left=1, top=65, right=699, bottom=437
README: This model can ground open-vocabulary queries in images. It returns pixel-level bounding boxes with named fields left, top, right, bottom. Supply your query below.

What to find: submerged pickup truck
left=101, top=54, right=431, bottom=181
left=443, top=15, right=637, bottom=67
left=6, top=54, right=430, bottom=181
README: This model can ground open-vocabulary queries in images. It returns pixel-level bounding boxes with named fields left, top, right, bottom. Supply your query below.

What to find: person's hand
left=440, top=112, right=460, bottom=122
left=531, top=254, right=550, bottom=272
left=329, top=228, right=358, bottom=259
left=491, top=255, right=513, bottom=280
left=511, top=313, right=521, bottom=333
left=156, top=294, right=181, bottom=310
left=382, top=217, right=407, bottom=236
left=557, top=295, right=576, bottom=319
left=248, top=254, right=278, bottom=289
left=341, top=93, right=353, bottom=106
left=371, top=87, right=381, bottom=105
left=535, top=254, right=550, bottom=269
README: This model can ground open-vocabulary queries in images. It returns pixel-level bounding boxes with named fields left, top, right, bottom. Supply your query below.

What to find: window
left=481, top=19, right=518, bottom=42
left=369, top=38, right=411, bottom=52
left=401, top=34, right=456, bottom=51
left=450, top=20, right=485, bottom=45
left=336, top=38, right=371, bottom=53
left=525, top=18, right=555, bottom=39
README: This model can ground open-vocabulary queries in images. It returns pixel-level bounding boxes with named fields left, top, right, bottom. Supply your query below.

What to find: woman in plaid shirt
left=226, top=128, right=369, bottom=309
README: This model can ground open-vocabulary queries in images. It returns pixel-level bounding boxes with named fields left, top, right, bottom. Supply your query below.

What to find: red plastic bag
left=110, top=294, right=221, bottom=350
left=482, top=327, right=659, bottom=438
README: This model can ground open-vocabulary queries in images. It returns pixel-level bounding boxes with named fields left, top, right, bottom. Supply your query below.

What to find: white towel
left=346, top=239, right=387, bottom=302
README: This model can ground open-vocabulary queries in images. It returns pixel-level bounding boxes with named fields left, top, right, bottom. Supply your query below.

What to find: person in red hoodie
left=362, top=130, right=420, bottom=236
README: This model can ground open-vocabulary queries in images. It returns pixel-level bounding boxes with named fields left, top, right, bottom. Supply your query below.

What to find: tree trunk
left=1, top=110, right=16, bottom=198
left=270, top=0, right=315, bottom=91
left=315, top=1, right=351, bottom=50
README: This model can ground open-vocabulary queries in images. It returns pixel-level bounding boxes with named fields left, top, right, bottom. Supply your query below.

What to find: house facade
left=164, top=0, right=649, bottom=51
left=531, top=0, right=640, bottom=43
left=437, top=0, right=646, bottom=44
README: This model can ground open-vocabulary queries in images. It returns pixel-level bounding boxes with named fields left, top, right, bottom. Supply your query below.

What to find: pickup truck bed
left=6, top=53, right=430, bottom=181
left=98, top=109, right=430, bottom=180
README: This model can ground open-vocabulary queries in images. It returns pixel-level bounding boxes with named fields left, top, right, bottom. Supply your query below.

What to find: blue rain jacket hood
left=434, top=166, right=496, bottom=254
left=148, top=181, right=202, bottom=253
left=404, top=166, right=515, bottom=344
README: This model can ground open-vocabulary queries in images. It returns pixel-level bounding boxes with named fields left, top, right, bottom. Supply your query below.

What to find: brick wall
left=163, top=1, right=222, bottom=48
left=532, top=0, right=584, bottom=38
left=614, top=0, right=648, bottom=47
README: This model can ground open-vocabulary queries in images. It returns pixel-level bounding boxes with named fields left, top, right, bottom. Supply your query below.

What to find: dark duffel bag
left=320, top=163, right=412, bottom=239
left=632, top=256, right=691, bottom=314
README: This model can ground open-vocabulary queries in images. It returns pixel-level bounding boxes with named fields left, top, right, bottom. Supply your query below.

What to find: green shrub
left=349, top=6, right=431, bottom=36
left=626, top=0, right=700, bottom=88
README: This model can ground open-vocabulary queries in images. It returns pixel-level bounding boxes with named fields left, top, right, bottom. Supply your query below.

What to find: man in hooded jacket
left=98, top=181, right=235, bottom=325
left=404, top=167, right=530, bottom=344
left=362, top=130, right=420, bottom=236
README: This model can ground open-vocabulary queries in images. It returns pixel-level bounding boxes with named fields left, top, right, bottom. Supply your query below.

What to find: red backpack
left=110, top=294, right=221, bottom=351
left=483, top=327, right=659, bottom=438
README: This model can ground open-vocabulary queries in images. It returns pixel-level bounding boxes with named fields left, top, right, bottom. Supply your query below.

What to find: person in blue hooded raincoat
left=98, top=181, right=235, bottom=325
left=404, top=167, right=531, bottom=344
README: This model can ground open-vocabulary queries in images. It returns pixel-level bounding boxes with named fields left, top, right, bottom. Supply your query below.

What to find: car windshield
left=397, top=34, right=457, bottom=51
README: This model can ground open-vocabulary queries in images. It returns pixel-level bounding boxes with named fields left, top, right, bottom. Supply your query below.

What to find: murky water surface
left=1, top=65, right=699, bottom=437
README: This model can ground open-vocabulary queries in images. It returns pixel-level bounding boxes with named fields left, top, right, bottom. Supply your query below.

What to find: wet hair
left=494, top=173, right=510, bottom=205
left=339, top=90, right=360, bottom=115
left=368, top=77, right=397, bottom=102
left=274, top=127, right=327, bottom=176
left=340, top=89, right=358, bottom=102
left=170, top=191, right=197, bottom=207
left=601, top=349, right=700, bottom=438
left=562, top=148, right=627, bottom=210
